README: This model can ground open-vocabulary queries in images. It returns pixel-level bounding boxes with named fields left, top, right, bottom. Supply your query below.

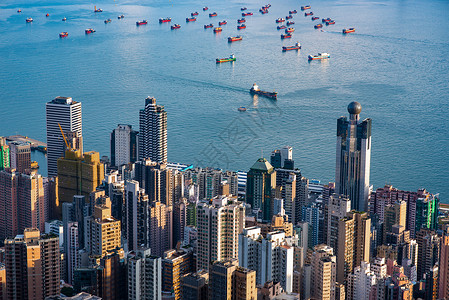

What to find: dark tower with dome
left=335, top=102, right=372, bottom=212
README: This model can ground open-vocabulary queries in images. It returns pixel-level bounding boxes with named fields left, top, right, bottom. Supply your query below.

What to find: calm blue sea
left=1, top=0, right=448, bottom=201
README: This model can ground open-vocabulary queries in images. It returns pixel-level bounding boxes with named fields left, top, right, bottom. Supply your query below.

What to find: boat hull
left=216, top=58, right=236, bottom=63
left=250, top=89, right=277, bottom=99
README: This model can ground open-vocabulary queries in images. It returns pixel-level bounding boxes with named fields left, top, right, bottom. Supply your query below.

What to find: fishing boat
left=228, top=35, right=243, bottom=42
left=46, top=13, right=50, bottom=17
left=308, top=53, right=330, bottom=60
left=118, top=15, right=125, bottom=19
left=305, top=12, right=313, bottom=16
left=277, top=25, right=287, bottom=30
left=342, top=27, right=355, bottom=34
left=264, top=4, right=271, bottom=8
left=62, top=17, right=67, bottom=21
left=17, top=9, right=22, bottom=13
left=314, top=23, right=323, bottom=29
left=242, top=12, right=253, bottom=16
left=238, top=18, right=246, bottom=23
left=203, top=7, right=208, bottom=11
left=94, top=6, right=103, bottom=12
left=285, top=27, right=295, bottom=33
left=289, top=10, right=297, bottom=14
left=322, top=18, right=331, bottom=23
left=301, top=5, right=311, bottom=10
left=26, top=18, right=33, bottom=23
left=216, top=54, right=236, bottom=63
left=159, top=17, right=171, bottom=23
left=204, top=23, right=213, bottom=29
left=213, top=27, right=222, bottom=32
left=237, top=24, right=246, bottom=30
left=209, top=12, right=218, bottom=17
left=286, top=21, right=295, bottom=25
left=191, top=12, right=199, bottom=16
left=282, top=42, right=301, bottom=51
left=171, top=24, right=181, bottom=29
left=241, top=7, right=247, bottom=11
left=260, top=8, right=269, bottom=14
left=250, top=84, right=277, bottom=99
left=276, top=18, right=285, bottom=23
left=85, top=28, right=96, bottom=34
left=136, top=20, right=147, bottom=25
left=186, top=17, right=196, bottom=22
left=281, top=33, right=292, bottom=39
left=219, top=20, right=227, bottom=25
left=59, top=32, right=68, bottom=38
left=286, top=15, right=293, bottom=20
left=312, top=16, right=319, bottom=21
left=238, top=107, right=247, bottom=112
left=325, top=20, right=335, bottom=25
left=104, top=18, right=112, bottom=24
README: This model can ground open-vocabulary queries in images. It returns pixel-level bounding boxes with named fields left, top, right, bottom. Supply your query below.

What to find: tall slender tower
left=139, top=97, right=167, bottom=163
left=46, top=97, right=82, bottom=177
left=335, top=102, right=372, bottom=211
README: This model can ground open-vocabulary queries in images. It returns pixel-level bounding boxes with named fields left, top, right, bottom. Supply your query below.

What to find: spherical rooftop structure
left=347, top=101, right=362, bottom=115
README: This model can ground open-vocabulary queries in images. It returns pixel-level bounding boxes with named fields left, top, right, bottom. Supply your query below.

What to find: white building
left=110, top=124, right=138, bottom=168
left=127, top=248, right=162, bottom=300
left=45, top=219, right=64, bottom=247
left=347, top=261, right=377, bottom=300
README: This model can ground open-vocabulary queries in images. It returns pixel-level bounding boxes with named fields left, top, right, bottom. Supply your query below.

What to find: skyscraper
left=0, top=137, right=10, bottom=170
left=9, top=141, right=31, bottom=173
left=139, top=96, right=167, bottom=163
left=335, top=102, right=372, bottom=211
left=46, top=96, right=82, bottom=177
left=125, top=180, right=149, bottom=251
left=110, top=124, right=138, bottom=168
left=127, top=248, right=162, bottom=300
left=438, top=227, right=449, bottom=299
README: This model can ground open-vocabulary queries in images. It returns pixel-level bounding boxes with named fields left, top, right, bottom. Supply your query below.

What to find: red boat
left=277, top=25, right=287, bottom=30
left=281, top=33, right=292, bottom=39
left=286, top=15, right=293, bottom=20
left=287, top=21, right=295, bottom=25
left=301, top=5, right=311, bottom=10
left=209, top=12, right=217, bottom=17
left=171, top=24, right=181, bottom=29
left=314, top=23, right=323, bottom=29
left=312, top=16, right=319, bottom=21
left=285, top=27, right=295, bottom=33
left=305, top=12, right=313, bottom=16
left=59, top=32, right=68, bottom=38
left=322, top=18, right=331, bottom=23
left=289, top=10, right=297, bottom=14
left=136, top=20, right=147, bottom=25
left=242, top=12, right=253, bottom=16
left=204, top=23, right=213, bottom=29
left=238, top=18, right=246, bottom=23
left=17, top=9, right=22, bottom=13
left=203, top=7, right=208, bottom=11
left=85, top=28, right=96, bottom=34
left=260, top=8, right=269, bottom=14
left=276, top=18, right=285, bottom=23
left=343, top=27, right=355, bottom=34
left=159, top=17, right=171, bottom=23
left=219, top=20, right=227, bottom=25
left=46, top=13, right=50, bottom=17
left=214, top=27, right=222, bottom=32
left=228, top=35, right=243, bottom=42
left=191, top=12, right=199, bottom=16
left=326, top=20, right=335, bottom=25
left=237, top=24, right=246, bottom=30
left=186, top=17, right=196, bottom=22
left=282, top=42, right=301, bottom=51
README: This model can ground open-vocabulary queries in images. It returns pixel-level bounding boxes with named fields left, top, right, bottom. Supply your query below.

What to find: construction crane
left=58, top=123, right=71, bottom=151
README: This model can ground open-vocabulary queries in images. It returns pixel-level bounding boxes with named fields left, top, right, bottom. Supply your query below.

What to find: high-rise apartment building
left=181, top=270, right=209, bottom=300
left=346, top=261, right=376, bottom=300
left=173, top=198, right=187, bottom=245
left=162, top=248, right=194, bottom=300
left=326, top=194, right=351, bottom=253
left=416, top=228, right=440, bottom=281
left=110, top=124, right=138, bottom=168
left=9, top=141, right=31, bottom=173
left=246, top=158, right=276, bottom=221
left=310, top=244, right=336, bottom=300
left=135, top=159, right=173, bottom=205
left=196, top=196, right=245, bottom=272
left=125, top=180, right=149, bottom=251
left=302, top=203, right=320, bottom=247
left=335, top=102, right=372, bottom=211
left=46, top=96, right=82, bottom=177
left=439, top=228, right=449, bottom=299
left=127, top=248, right=162, bottom=300
left=139, top=96, right=167, bottom=163
left=270, top=146, right=293, bottom=169
left=0, top=137, right=10, bottom=170
left=148, top=201, right=172, bottom=257
left=65, top=222, right=79, bottom=284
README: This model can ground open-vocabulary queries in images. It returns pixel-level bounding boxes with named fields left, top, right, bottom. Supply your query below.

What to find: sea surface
left=1, top=0, right=448, bottom=201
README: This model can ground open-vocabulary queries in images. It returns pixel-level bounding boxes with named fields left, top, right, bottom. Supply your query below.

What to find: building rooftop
left=250, top=158, right=274, bottom=172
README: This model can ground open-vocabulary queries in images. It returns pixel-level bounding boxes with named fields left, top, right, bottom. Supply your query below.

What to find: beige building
left=311, top=245, right=336, bottom=300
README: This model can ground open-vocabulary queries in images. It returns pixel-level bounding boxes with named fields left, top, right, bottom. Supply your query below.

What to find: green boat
left=216, top=54, right=236, bottom=63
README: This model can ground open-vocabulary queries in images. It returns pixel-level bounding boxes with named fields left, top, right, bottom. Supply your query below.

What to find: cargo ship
left=325, top=20, right=335, bottom=25
left=219, top=20, right=227, bottom=25
left=104, top=18, right=112, bottom=23
left=305, top=12, right=313, bottom=16
left=214, top=27, right=222, bottom=32
left=209, top=12, right=218, bottom=17
left=186, top=17, right=196, bottom=22
left=301, top=5, right=311, bottom=10
left=250, top=84, right=277, bottom=99
left=94, top=6, right=103, bottom=12
left=203, top=7, right=208, bottom=11
left=286, top=15, right=293, bottom=20
left=238, top=18, right=246, bottom=23
left=59, top=32, right=68, bottom=38
left=62, top=17, right=67, bottom=21
left=204, top=23, right=213, bottom=29
left=26, top=17, right=33, bottom=23
left=191, top=12, right=199, bottom=16
left=282, top=42, right=301, bottom=51
left=241, top=7, right=247, bottom=11
left=342, top=27, right=355, bottom=34
left=118, top=15, right=125, bottom=19
left=136, top=20, right=147, bottom=25
left=85, top=28, right=96, bottom=34
left=171, top=24, right=181, bottom=29
left=281, top=33, right=292, bottom=39
left=314, top=23, right=323, bottom=29
left=312, top=16, right=319, bottom=21
left=237, top=24, right=246, bottom=30
left=289, top=10, right=297, bottom=14
left=277, top=25, right=287, bottom=30
left=285, top=27, right=295, bottom=33
left=286, top=21, right=295, bottom=25
left=308, top=53, right=330, bottom=60
left=159, top=17, right=171, bottom=23
left=228, top=35, right=243, bottom=42
left=216, top=54, right=236, bottom=63
left=276, top=18, right=285, bottom=23
left=242, top=12, right=253, bottom=16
